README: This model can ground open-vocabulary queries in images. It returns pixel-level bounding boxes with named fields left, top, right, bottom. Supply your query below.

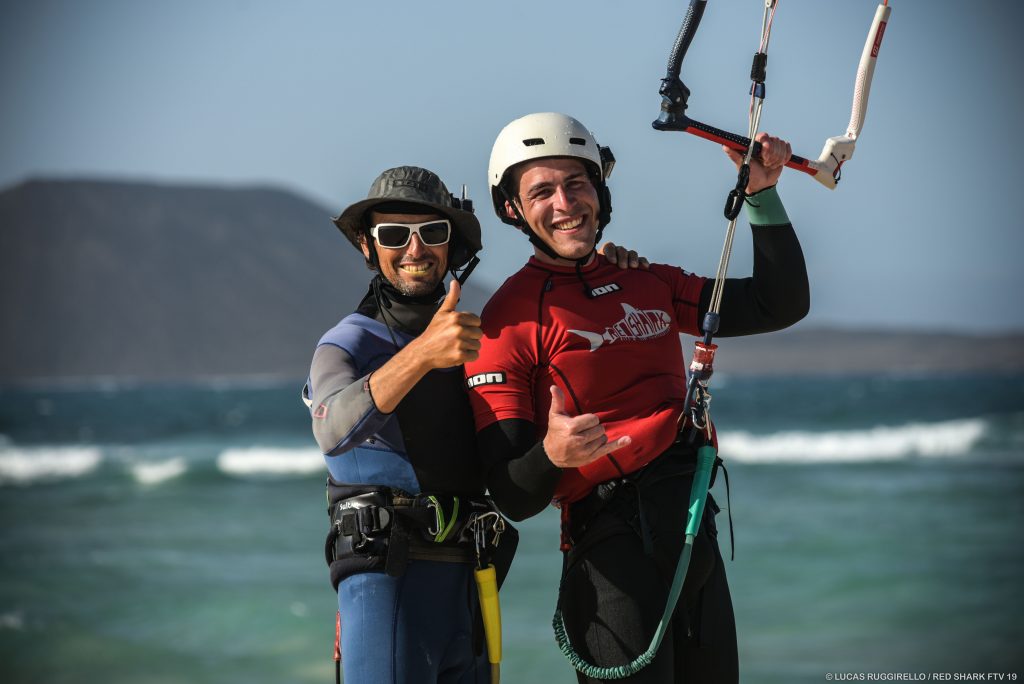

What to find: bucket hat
left=333, top=166, right=482, bottom=269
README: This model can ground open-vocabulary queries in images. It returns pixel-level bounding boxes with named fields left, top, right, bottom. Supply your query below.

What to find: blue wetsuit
left=304, top=286, right=490, bottom=684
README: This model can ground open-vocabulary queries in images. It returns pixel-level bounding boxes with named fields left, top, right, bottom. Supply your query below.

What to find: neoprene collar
left=356, top=275, right=444, bottom=337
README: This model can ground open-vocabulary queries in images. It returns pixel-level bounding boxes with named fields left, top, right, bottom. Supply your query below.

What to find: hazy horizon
left=3, top=1, right=1021, bottom=332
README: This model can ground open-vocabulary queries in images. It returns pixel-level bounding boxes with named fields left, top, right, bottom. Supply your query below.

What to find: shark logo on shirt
left=568, top=303, right=672, bottom=352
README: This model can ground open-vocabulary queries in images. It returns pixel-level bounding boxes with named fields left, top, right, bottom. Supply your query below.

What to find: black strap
left=718, top=459, right=735, bottom=561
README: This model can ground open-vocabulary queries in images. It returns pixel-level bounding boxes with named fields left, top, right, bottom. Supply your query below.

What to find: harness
left=326, top=479, right=517, bottom=684
left=324, top=479, right=512, bottom=589
left=552, top=429, right=727, bottom=679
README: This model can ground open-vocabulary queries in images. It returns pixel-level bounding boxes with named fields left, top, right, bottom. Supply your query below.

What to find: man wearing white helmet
left=464, top=113, right=810, bottom=682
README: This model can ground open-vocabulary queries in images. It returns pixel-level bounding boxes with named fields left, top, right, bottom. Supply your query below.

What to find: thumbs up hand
left=412, top=279, right=483, bottom=369
left=543, top=385, right=631, bottom=468
left=437, top=276, right=462, bottom=313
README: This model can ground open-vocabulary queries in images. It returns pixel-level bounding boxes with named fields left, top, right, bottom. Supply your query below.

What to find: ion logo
left=589, top=283, right=621, bottom=298
left=467, top=372, right=506, bottom=388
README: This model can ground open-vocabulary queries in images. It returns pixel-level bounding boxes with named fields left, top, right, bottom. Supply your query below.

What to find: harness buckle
left=334, top=493, right=392, bottom=551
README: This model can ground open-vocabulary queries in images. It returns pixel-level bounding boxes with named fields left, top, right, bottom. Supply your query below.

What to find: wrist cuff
left=745, top=186, right=789, bottom=226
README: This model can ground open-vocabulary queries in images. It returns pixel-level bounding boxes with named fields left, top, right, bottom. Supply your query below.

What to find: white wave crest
left=0, top=446, right=103, bottom=484
left=0, top=612, right=25, bottom=630
left=718, top=418, right=988, bottom=464
left=131, top=458, right=187, bottom=485
left=216, top=447, right=325, bottom=477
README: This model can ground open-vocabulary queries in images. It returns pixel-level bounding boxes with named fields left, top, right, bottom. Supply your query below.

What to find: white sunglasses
left=369, top=219, right=452, bottom=249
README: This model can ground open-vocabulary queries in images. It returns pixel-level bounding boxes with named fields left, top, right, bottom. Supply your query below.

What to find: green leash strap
left=427, top=495, right=460, bottom=543
left=552, top=444, right=719, bottom=679
left=685, top=444, right=716, bottom=537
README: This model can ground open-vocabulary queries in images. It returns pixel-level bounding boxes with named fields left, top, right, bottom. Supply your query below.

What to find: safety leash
left=552, top=442, right=717, bottom=679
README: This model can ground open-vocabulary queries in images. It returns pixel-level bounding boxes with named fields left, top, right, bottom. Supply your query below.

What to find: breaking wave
left=718, top=417, right=989, bottom=464
left=216, top=446, right=325, bottom=477
left=0, top=442, right=326, bottom=486
left=0, top=446, right=103, bottom=484
left=130, top=457, right=188, bottom=485
left=0, top=413, right=1012, bottom=486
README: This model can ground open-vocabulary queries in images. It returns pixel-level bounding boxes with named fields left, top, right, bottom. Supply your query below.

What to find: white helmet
left=487, top=112, right=614, bottom=228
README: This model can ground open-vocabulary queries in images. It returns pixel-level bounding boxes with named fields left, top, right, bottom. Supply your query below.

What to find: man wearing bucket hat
left=302, top=165, right=508, bottom=684
left=464, top=113, right=810, bottom=683
left=303, top=165, right=645, bottom=683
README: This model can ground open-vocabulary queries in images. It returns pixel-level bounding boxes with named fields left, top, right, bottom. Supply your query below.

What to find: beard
left=392, top=276, right=441, bottom=297
left=371, top=242, right=448, bottom=298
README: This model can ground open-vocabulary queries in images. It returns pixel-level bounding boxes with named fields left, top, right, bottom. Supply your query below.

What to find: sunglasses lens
left=372, top=220, right=451, bottom=248
left=418, top=221, right=450, bottom=246
left=375, top=225, right=411, bottom=248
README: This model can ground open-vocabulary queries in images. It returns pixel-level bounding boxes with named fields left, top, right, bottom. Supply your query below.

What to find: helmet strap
left=499, top=185, right=594, bottom=266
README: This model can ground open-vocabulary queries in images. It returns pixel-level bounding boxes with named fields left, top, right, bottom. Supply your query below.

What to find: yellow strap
left=474, top=565, right=502, bottom=666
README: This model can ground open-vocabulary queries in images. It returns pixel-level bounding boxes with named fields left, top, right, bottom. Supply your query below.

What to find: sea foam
left=216, top=446, right=325, bottom=477
left=0, top=446, right=103, bottom=484
left=718, top=417, right=988, bottom=464
left=130, top=457, right=188, bottom=485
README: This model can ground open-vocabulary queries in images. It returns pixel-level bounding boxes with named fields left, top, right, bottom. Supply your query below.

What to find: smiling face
left=507, top=157, right=600, bottom=264
left=360, top=210, right=449, bottom=296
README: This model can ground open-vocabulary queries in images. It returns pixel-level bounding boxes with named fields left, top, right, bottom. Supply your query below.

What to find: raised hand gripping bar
left=653, top=0, right=892, bottom=189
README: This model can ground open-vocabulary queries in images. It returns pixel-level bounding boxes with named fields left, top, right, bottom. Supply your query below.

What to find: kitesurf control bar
left=653, top=0, right=892, bottom=189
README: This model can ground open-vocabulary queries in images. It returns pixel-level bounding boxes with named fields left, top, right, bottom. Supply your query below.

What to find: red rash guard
left=466, top=254, right=708, bottom=505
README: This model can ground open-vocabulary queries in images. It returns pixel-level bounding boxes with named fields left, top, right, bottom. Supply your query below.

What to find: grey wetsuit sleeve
left=306, top=344, right=388, bottom=455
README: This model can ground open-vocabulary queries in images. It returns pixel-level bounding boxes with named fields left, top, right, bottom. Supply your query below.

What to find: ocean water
left=1, top=374, right=1022, bottom=683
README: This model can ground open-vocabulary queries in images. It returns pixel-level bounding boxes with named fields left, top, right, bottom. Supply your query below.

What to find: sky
left=2, top=0, right=1022, bottom=332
